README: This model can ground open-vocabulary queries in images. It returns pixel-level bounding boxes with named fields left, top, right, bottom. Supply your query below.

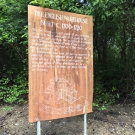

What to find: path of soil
left=0, top=102, right=135, bottom=135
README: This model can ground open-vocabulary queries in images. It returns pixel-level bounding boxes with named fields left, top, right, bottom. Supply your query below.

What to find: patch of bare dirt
left=0, top=102, right=135, bottom=135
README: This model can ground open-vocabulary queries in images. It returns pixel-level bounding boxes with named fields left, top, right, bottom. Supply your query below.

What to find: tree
left=0, top=0, right=135, bottom=106
left=0, top=0, right=30, bottom=103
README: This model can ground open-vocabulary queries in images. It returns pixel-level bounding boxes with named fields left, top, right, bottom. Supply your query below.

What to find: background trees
left=0, top=0, right=30, bottom=103
left=0, top=0, right=135, bottom=108
left=92, top=0, right=135, bottom=107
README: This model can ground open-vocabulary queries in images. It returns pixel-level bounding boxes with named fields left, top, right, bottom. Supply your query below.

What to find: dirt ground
left=0, top=102, right=135, bottom=135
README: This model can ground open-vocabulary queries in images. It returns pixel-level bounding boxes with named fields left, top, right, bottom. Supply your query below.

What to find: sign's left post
left=37, top=121, right=41, bottom=135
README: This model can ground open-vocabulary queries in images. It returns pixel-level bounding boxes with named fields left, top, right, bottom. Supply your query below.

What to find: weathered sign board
left=28, top=5, right=93, bottom=122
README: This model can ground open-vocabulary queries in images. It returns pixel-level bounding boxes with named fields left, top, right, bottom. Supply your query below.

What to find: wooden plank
left=28, top=5, right=93, bottom=122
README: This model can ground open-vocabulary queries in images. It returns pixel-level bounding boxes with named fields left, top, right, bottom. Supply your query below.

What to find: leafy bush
left=0, top=0, right=29, bottom=104
left=0, top=0, right=135, bottom=107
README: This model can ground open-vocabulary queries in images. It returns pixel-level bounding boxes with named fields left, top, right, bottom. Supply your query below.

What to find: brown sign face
left=28, top=5, right=93, bottom=122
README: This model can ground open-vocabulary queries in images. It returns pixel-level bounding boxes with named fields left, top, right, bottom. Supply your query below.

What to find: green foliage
left=93, top=0, right=135, bottom=104
left=93, top=76, right=115, bottom=110
left=0, top=0, right=135, bottom=107
left=2, top=106, right=13, bottom=111
left=30, top=0, right=92, bottom=14
left=0, top=0, right=29, bottom=104
left=0, top=70, right=27, bottom=103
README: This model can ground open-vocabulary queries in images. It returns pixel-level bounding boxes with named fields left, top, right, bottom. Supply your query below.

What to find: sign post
left=28, top=5, right=93, bottom=134
left=84, top=114, right=87, bottom=135
left=37, top=121, right=41, bottom=135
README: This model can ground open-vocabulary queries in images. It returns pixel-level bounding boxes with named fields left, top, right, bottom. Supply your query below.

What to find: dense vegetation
left=0, top=0, right=135, bottom=109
